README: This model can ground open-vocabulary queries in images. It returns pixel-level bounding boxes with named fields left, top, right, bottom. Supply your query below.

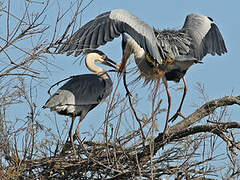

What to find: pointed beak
left=103, top=56, right=120, bottom=69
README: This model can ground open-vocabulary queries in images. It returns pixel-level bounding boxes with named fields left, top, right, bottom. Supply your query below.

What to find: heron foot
left=75, top=131, right=87, bottom=151
left=169, top=111, right=185, bottom=122
left=161, top=127, right=170, bottom=150
left=60, top=134, right=78, bottom=156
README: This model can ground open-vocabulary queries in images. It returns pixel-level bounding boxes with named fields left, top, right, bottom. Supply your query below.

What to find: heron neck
left=85, top=55, right=104, bottom=74
left=128, top=38, right=145, bottom=59
left=85, top=55, right=110, bottom=80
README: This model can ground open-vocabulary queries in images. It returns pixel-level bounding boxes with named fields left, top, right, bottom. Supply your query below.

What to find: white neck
left=85, top=53, right=110, bottom=80
left=127, top=38, right=145, bottom=59
left=85, top=54, right=105, bottom=74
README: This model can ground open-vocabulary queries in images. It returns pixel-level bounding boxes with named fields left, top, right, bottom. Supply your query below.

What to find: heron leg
left=60, top=116, right=76, bottom=155
left=169, top=77, right=187, bottom=122
left=162, top=78, right=172, bottom=136
left=123, top=70, right=132, bottom=97
left=75, top=117, right=83, bottom=143
left=74, top=111, right=88, bottom=148
left=69, top=116, right=77, bottom=154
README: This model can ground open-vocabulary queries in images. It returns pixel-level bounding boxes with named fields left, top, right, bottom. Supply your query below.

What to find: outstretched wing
left=182, top=13, right=227, bottom=60
left=58, top=9, right=166, bottom=64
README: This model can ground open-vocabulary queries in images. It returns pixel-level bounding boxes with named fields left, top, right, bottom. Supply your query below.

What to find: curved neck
left=85, top=54, right=105, bottom=74
left=126, top=38, right=145, bottom=59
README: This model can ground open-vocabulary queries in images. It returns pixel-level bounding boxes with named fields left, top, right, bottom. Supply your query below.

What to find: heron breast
left=165, top=69, right=186, bottom=82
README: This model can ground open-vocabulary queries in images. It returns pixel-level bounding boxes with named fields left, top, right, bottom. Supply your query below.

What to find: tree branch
left=137, top=96, right=240, bottom=163
left=168, top=96, right=240, bottom=135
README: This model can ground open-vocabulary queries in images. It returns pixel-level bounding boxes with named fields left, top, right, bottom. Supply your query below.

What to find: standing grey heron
left=43, top=49, right=118, bottom=147
left=57, top=9, right=227, bottom=130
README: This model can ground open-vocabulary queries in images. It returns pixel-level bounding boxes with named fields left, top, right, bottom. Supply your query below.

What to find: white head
left=85, top=49, right=118, bottom=74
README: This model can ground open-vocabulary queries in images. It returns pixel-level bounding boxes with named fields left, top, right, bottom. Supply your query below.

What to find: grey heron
left=43, top=49, right=118, bottom=147
left=57, top=9, right=227, bottom=129
left=121, top=34, right=200, bottom=123
left=120, top=12, right=227, bottom=123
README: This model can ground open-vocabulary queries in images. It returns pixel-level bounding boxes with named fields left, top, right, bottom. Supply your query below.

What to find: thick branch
left=168, top=96, right=240, bottom=135
left=137, top=96, right=240, bottom=163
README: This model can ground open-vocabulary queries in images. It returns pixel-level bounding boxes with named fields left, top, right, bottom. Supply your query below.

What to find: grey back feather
left=154, top=29, right=192, bottom=58
left=152, top=13, right=227, bottom=61
left=44, top=74, right=112, bottom=109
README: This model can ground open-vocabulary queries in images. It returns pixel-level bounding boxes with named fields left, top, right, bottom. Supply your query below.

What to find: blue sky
left=4, top=0, right=240, bottom=142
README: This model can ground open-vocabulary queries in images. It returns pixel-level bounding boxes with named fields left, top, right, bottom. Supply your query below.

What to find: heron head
left=85, top=49, right=119, bottom=70
left=100, top=54, right=119, bottom=69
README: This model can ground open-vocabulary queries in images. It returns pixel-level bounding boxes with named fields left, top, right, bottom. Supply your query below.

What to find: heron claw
left=169, top=111, right=185, bottom=122
left=60, top=134, right=78, bottom=156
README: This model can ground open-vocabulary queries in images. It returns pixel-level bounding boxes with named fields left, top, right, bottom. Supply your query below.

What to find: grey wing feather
left=58, top=9, right=165, bottom=64
left=201, top=23, right=227, bottom=57
left=44, top=74, right=108, bottom=108
left=155, top=29, right=192, bottom=58
left=182, top=13, right=227, bottom=60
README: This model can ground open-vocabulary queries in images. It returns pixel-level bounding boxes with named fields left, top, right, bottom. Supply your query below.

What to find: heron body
left=43, top=73, right=112, bottom=118
left=121, top=34, right=201, bottom=84
left=117, top=12, right=227, bottom=127
left=43, top=50, right=117, bottom=145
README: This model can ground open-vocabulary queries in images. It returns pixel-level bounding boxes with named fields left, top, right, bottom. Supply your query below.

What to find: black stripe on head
left=83, top=49, right=105, bottom=56
left=208, top=16, right=213, bottom=22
